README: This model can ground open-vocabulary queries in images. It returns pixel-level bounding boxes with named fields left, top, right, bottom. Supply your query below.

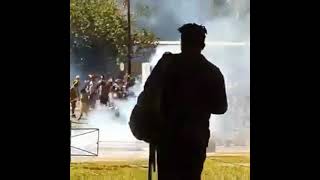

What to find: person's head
left=100, top=74, right=105, bottom=80
left=89, top=74, right=96, bottom=81
left=76, top=75, right=80, bottom=80
left=178, top=23, right=207, bottom=54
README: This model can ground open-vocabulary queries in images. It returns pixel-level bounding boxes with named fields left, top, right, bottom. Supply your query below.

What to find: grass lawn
left=71, top=154, right=250, bottom=180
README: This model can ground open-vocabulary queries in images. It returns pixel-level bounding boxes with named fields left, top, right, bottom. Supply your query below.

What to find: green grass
left=71, top=154, right=250, bottom=180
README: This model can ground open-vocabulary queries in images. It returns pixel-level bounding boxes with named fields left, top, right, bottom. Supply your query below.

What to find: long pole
left=127, top=0, right=132, bottom=75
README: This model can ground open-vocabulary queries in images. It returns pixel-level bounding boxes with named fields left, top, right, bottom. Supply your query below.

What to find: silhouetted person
left=97, top=75, right=109, bottom=106
left=70, top=81, right=79, bottom=118
left=77, top=88, right=89, bottom=120
left=144, top=23, right=228, bottom=180
left=88, top=74, right=98, bottom=109
left=72, top=75, right=80, bottom=95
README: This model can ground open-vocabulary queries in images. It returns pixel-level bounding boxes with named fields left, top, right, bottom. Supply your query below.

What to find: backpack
left=129, top=52, right=176, bottom=180
left=129, top=52, right=176, bottom=143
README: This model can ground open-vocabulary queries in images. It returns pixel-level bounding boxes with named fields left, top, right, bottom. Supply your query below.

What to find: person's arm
left=208, top=69, right=228, bottom=114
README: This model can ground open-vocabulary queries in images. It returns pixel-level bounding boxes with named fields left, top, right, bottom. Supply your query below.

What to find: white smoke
left=133, top=0, right=249, bottom=39
left=77, top=82, right=144, bottom=143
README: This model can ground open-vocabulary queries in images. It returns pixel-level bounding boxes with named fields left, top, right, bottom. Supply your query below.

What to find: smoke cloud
left=132, top=0, right=250, bottom=40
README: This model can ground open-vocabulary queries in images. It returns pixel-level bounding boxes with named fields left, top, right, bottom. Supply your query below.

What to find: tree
left=70, top=0, right=159, bottom=65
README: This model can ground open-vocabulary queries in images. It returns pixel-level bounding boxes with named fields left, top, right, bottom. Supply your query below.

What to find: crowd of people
left=70, top=73, right=135, bottom=120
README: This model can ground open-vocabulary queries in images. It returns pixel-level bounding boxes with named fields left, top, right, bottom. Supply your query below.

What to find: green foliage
left=70, top=0, right=158, bottom=62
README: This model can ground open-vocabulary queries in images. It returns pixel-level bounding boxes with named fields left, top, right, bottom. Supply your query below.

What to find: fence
left=71, top=128, right=99, bottom=156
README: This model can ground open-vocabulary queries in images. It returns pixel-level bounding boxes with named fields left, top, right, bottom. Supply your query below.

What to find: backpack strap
left=147, top=53, right=179, bottom=180
left=148, top=143, right=156, bottom=180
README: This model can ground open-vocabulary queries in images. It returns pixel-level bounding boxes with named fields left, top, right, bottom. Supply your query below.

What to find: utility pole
left=127, top=0, right=132, bottom=75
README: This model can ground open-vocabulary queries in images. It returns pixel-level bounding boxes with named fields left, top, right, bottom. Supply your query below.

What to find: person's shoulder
left=200, top=56, right=225, bottom=82
left=157, top=52, right=177, bottom=66
left=161, top=51, right=175, bottom=60
left=201, top=56, right=221, bottom=73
